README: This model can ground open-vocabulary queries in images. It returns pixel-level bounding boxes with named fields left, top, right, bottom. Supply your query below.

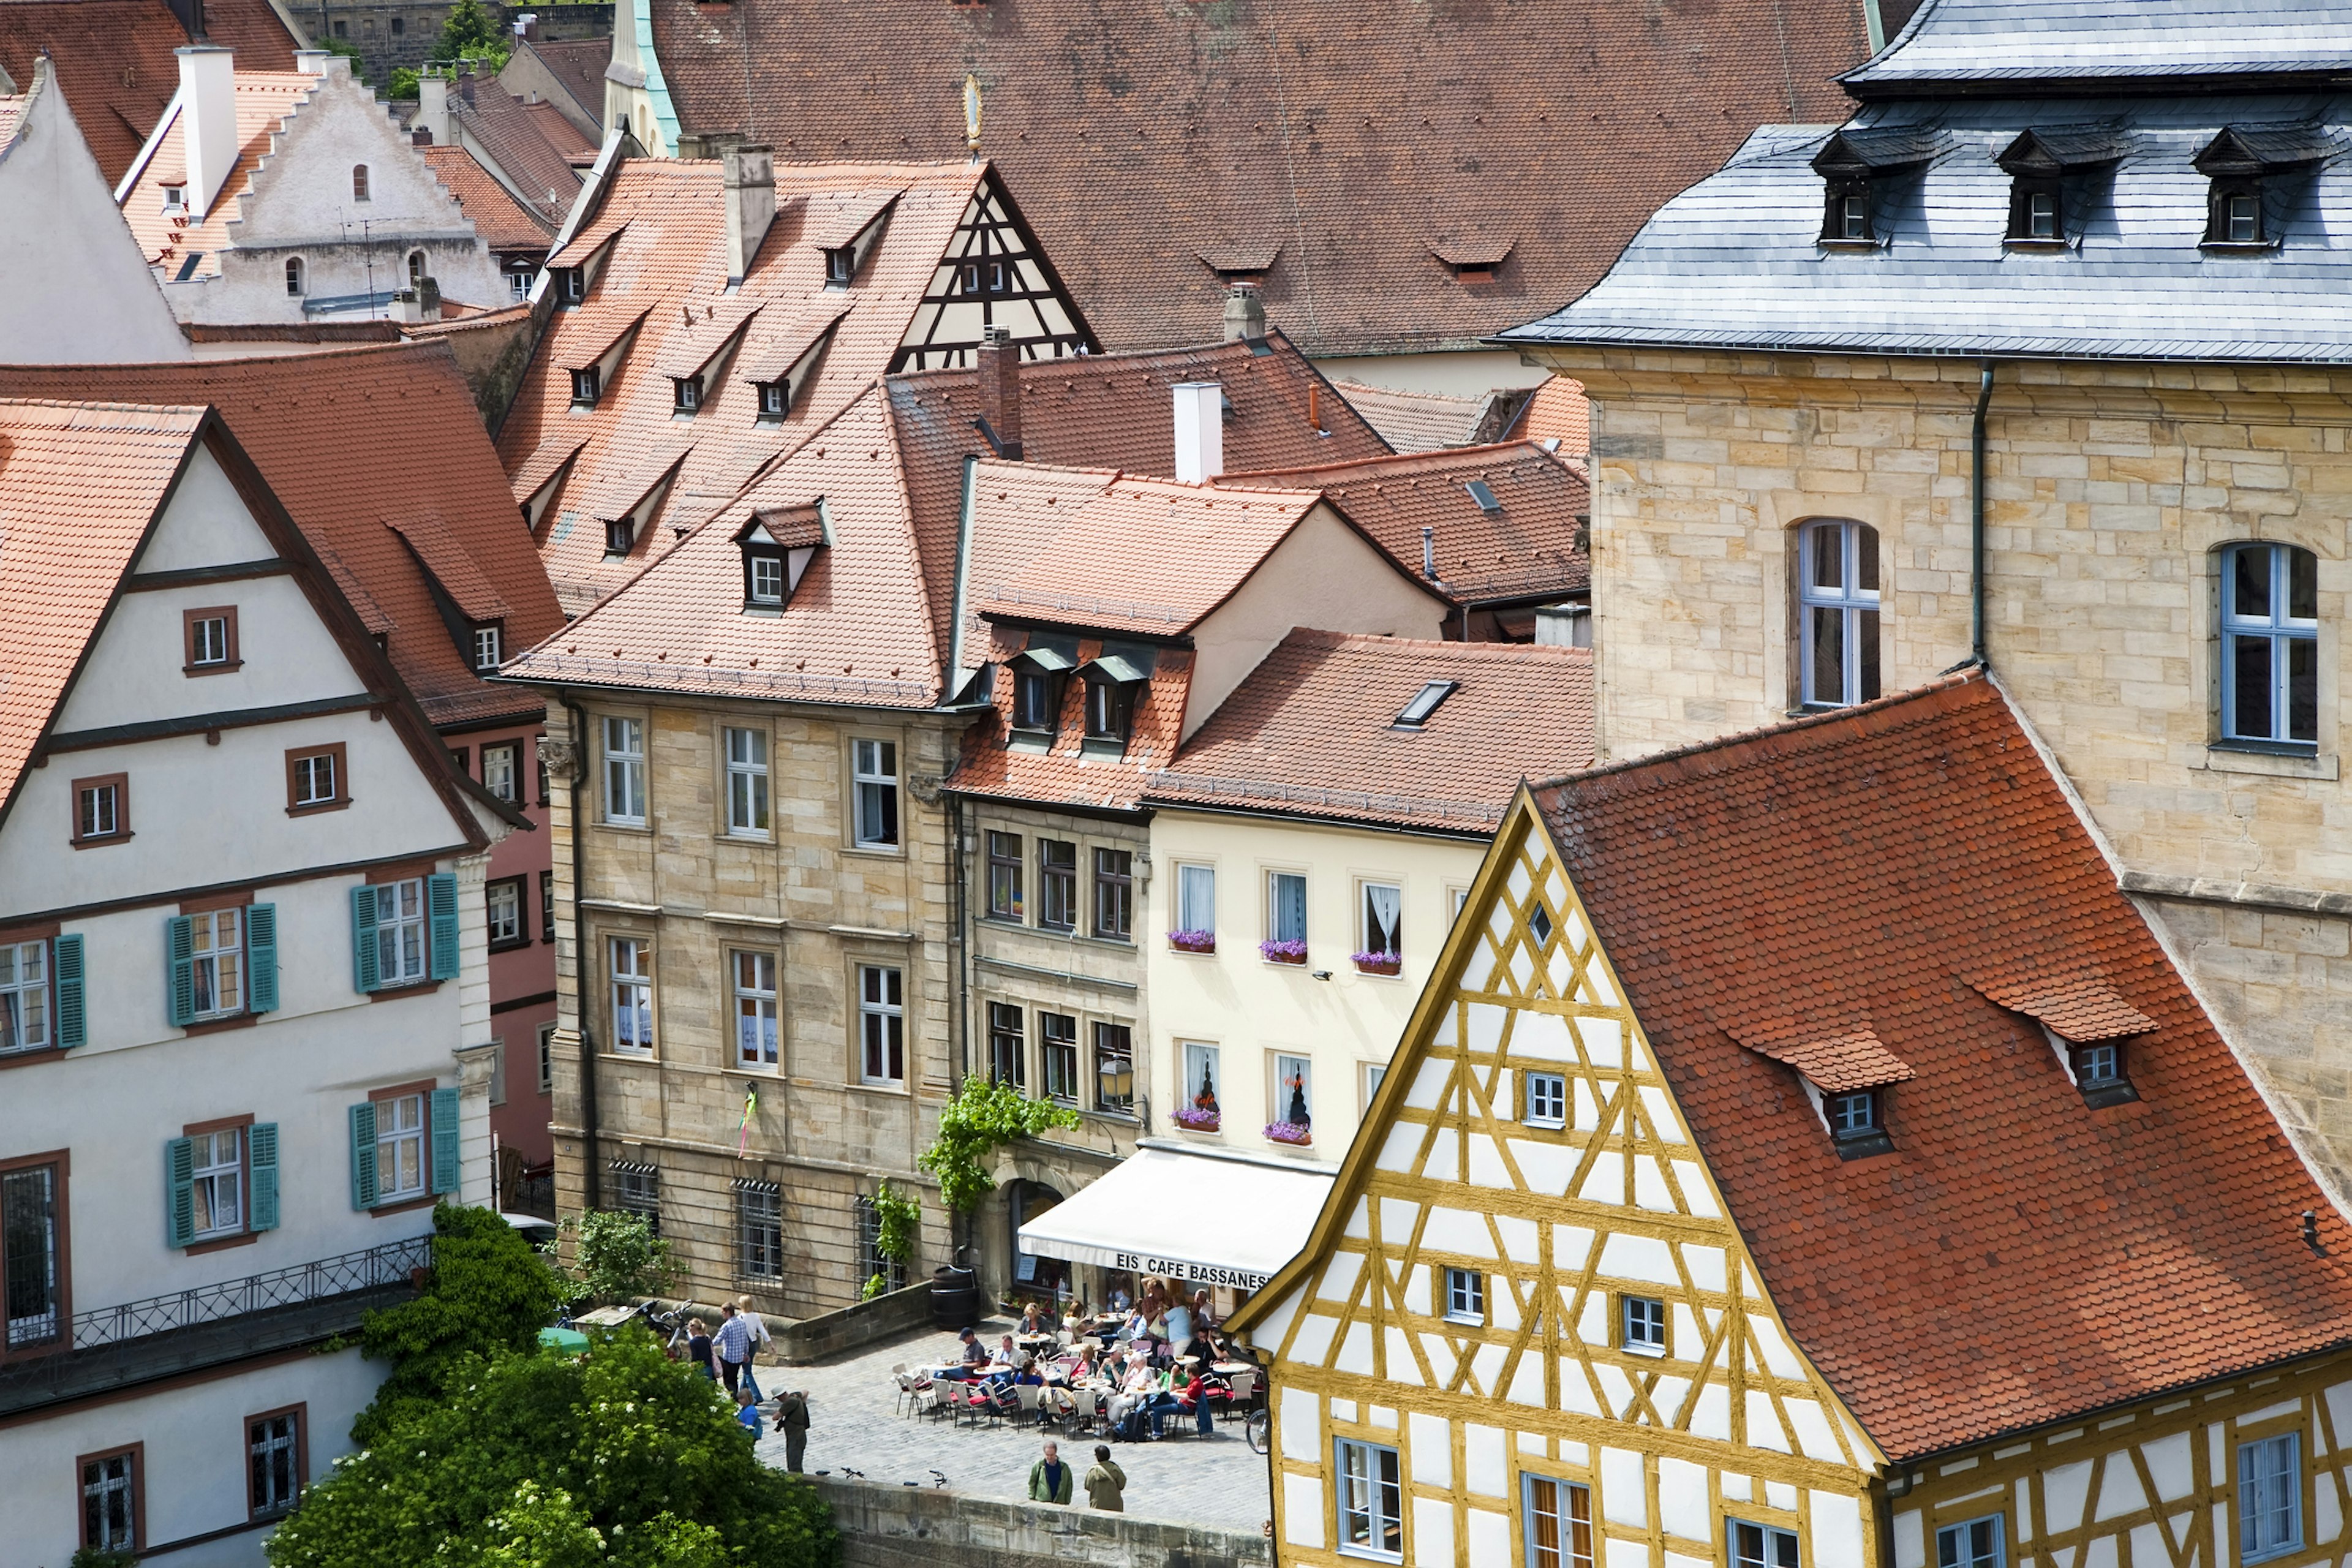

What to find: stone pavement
left=747, top=1316, right=1272, bottom=1533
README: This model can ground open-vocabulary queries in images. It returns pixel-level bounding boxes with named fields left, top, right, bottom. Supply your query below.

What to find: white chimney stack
left=176, top=45, right=238, bottom=217
left=415, top=69, right=450, bottom=148
left=1172, top=381, right=1223, bottom=484
left=723, top=143, right=776, bottom=285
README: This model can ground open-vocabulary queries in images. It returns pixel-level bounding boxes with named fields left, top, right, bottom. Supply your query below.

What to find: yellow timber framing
left=1231, top=788, right=1890, bottom=1568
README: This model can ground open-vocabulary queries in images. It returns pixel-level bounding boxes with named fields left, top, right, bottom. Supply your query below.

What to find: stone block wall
left=815, top=1476, right=1273, bottom=1568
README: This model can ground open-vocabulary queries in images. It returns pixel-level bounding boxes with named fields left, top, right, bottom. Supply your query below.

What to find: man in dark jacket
left=773, top=1389, right=811, bottom=1472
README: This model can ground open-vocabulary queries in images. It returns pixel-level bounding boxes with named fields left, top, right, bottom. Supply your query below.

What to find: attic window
left=757, top=380, right=791, bottom=421
left=1464, top=480, right=1501, bottom=515
left=2213, top=187, right=2264, bottom=244
left=557, top=267, right=585, bottom=306
left=162, top=183, right=186, bottom=213
left=1996, top=128, right=2128, bottom=249
left=745, top=545, right=785, bottom=605
left=734, top=510, right=823, bottom=612
left=2012, top=181, right=2062, bottom=241
left=962, top=260, right=1008, bottom=296
left=1809, top=126, right=1937, bottom=249
left=353, top=164, right=371, bottom=203
left=1084, top=676, right=1137, bottom=742
left=604, top=517, right=634, bottom=558
left=1011, top=639, right=1076, bottom=736
left=473, top=623, right=504, bottom=671
left=571, top=367, right=601, bottom=406
left=1393, top=680, right=1458, bottom=729
left=1827, top=1090, right=1879, bottom=1141
left=2193, top=126, right=2329, bottom=251
left=823, top=247, right=858, bottom=288
left=1824, top=181, right=1875, bottom=243
left=1078, top=647, right=1155, bottom=755
left=674, top=375, right=703, bottom=413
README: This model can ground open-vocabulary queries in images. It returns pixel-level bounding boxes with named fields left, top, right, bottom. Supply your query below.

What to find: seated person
left=1164, top=1298, right=1193, bottom=1351
left=1014, top=1361, right=1046, bottom=1387
left=1019, top=1302, right=1047, bottom=1335
left=1000, top=1334, right=1031, bottom=1369
left=957, top=1326, right=987, bottom=1367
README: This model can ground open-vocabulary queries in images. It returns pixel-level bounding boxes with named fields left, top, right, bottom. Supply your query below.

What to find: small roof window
left=1394, top=680, right=1459, bottom=729
left=1464, top=480, right=1501, bottom=514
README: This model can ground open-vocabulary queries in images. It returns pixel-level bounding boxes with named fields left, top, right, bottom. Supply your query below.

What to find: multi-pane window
left=988, top=1001, right=1025, bottom=1087
left=3, top=1161, right=62, bottom=1348
left=75, top=776, right=124, bottom=841
left=1093, top=1021, right=1134, bottom=1114
left=1360, top=882, right=1402, bottom=959
left=605, top=516, right=633, bottom=557
left=481, top=742, right=519, bottom=803
left=1093, top=848, right=1133, bottom=939
left=372, top=879, right=429, bottom=986
left=604, top=717, right=646, bottom=825
left=1177, top=864, right=1215, bottom=939
left=611, top=938, right=652, bottom=1053
left=1039, top=840, right=1077, bottom=930
left=612, top=1163, right=660, bottom=1235
left=1041, top=1012, right=1079, bottom=1104
left=473, top=625, right=502, bottom=671
left=1525, top=1070, right=1568, bottom=1128
left=1084, top=677, right=1136, bottom=742
left=986, top=831, right=1023, bottom=920
left=190, top=612, right=232, bottom=666
left=851, top=739, right=899, bottom=848
left=2220, top=542, right=2319, bottom=747
left=1523, top=1477, right=1594, bottom=1568
left=540, top=872, right=556, bottom=946
left=82, top=1449, right=137, bottom=1551
left=747, top=552, right=785, bottom=604
left=538, top=1022, right=556, bottom=1093
left=674, top=376, right=703, bottom=413
left=734, top=951, right=778, bottom=1068
left=857, top=1193, right=907, bottom=1291
left=1444, top=1267, right=1485, bottom=1324
left=1014, top=668, right=1059, bottom=731
left=0, top=940, right=48, bottom=1054
left=573, top=366, right=601, bottom=405
left=1798, top=519, right=1881, bottom=709
left=758, top=380, right=790, bottom=419
left=1361, top=1061, right=1388, bottom=1113
left=736, top=1181, right=783, bottom=1281
left=2241, top=1433, right=2303, bottom=1562
left=376, top=1093, right=426, bottom=1201
left=284, top=257, right=304, bottom=295
left=725, top=727, right=770, bottom=835
left=1829, top=1090, right=1878, bottom=1139
left=190, top=1127, right=243, bottom=1239
left=1623, top=1295, right=1667, bottom=1354
left=1336, top=1438, right=1403, bottom=1559
left=1732, top=1520, right=1800, bottom=1568
left=1939, top=1515, right=2004, bottom=1568
left=1268, top=871, right=1308, bottom=946
left=291, top=750, right=339, bottom=809
left=2076, top=1042, right=2124, bottom=1087
left=486, top=878, right=523, bottom=946
left=190, top=908, right=243, bottom=1019
left=859, top=965, right=905, bottom=1084
left=250, top=1411, right=301, bottom=1516
left=1183, top=1041, right=1221, bottom=1120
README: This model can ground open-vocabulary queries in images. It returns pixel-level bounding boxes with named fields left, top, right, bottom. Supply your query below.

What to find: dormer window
left=1828, top=1090, right=1877, bottom=1140
left=571, top=367, right=601, bottom=406
left=745, top=546, right=785, bottom=605
left=1996, top=128, right=2128, bottom=249
left=733, top=508, right=823, bottom=612
left=824, top=247, right=856, bottom=288
left=1967, top=970, right=2153, bottom=1110
left=2214, top=185, right=2264, bottom=244
left=1732, top=1021, right=1909, bottom=1161
left=2193, top=125, right=2329, bottom=251
left=757, top=380, right=790, bottom=421
left=162, top=183, right=186, bottom=213
left=674, top=375, right=703, bottom=413
left=1077, top=646, right=1154, bottom=755
left=1811, top=126, right=1937, bottom=249
left=1826, top=181, right=1874, bottom=243
left=473, top=623, right=503, bottom=671
left=557, top=266, right=585, bottom=305
left=2013, top=181, right=2062, bottom=241
left=1009, top=638, right=1077, bottom=737
left=604, top=517, right=634, bottom=558
left=1085, top=678, right=1136, bottom=742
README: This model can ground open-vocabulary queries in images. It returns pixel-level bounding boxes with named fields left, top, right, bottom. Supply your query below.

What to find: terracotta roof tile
left=0, top=0, right=297, bottom=184
left=420, top=143, right=557, bottom=251
left=1328, top=380, right=1500, bottom=454
left=1517, top=376, right=1591, bottom=456
left=510, top=37, right=608, bottom=132
left=1727, top=1022, right=1918, bottom=1095
left=120, top=70, right=317, bottom=276
left=1139, top=630, right=1593, bottom=832
left=1219, top=441, right=1587, bottom=608
left=445, top=70, right=585, bottom=224
left=948, top=627, right=1195, bottom=813
left=641, top=0, right=1875, bottom=356
left=0, top=399, right=206, bottom=803
left=1534, top=674, right=2352, bottom=1461
left=386, top=510, right=511, bottom=621
left=0, top=345, right=563, bottom=729
left=1968, top=969, right=2157, bottom=1043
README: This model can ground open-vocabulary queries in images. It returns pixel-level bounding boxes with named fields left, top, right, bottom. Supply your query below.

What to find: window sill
left=287, top=797, right=352, bottom=817
left=1078, top=738, right=1131, bottom=761
left=368, top=1193, right=435, bottom=1219
left=724, top=1062, right=782, bottom=1077
left=1815, top=237, right=1887, bottom=252
left=843, top=843, right=906, bottom=859
left=1523, top=1117, right=1566, bottom=1132
left=850, top=1079, right=911, bottom=1097
left=368, top=979, right=443, bottom=1005
left=604, top=1047, right=658, bottom=1062
left=1336, top=1548, right=1404, bottom=1564
left=1833, top=1131, right=1895, bottom=1161
left=488, top=938, right=533, bottom=954
left=1622, top=1341, right=1667, bottom=1359
left=2198, top=745, right=2335, bottom=780
left=2002, top=237, right=2075, bottom=252
left=597, top=820, right=652, bottom=834
left=184, top=660, right=245, bottom=677
left=2080, top=1081, right=2139, bottom=1110
left=2200, top=239, right=2281, bottom=254
left=0, top=1046, right=68, bottom=1071
left=1442, top=1312, right=1484, bottom=1328
left=182, top=1012, right=260, bottom=1036
left=1006, top=731, right=1054, bottom=754
left=70, top=831, right=135, bottom=850
left=184, top=1229, right=260, bottom=1257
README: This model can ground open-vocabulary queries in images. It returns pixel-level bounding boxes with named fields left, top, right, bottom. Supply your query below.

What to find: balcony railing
left=62, top=1235, right=431, bottom=1352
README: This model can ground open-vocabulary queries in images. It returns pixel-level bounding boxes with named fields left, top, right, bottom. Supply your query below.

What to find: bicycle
left=1246, top=1407, right=1270, bottom=1455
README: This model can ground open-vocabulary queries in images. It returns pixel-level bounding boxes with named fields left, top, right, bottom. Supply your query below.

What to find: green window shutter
left=245, top=904, right=279, bottom=1014
left=349, top=1101, right=379, bottom=1210
left=165, top=1136, right=196, bottom=1248
left=53, top=934, right=85, bottom=1048
left=426, top=873, right=460, bottom=982
left=165, top=915, right=195, bottom=1028
left=350, top=884, right=380, bottom=993
left=248, top=1121, right=280, bottom=1232
left=429, top=1085, right=461, bottom=1195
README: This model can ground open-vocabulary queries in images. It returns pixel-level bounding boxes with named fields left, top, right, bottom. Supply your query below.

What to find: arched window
left=408, top=250, right=426, bottom=287
left=352, top=164, right=370, bottom=202
left=2220, top=541, right=2319, bottom=746
left=1797, top=519, right=1881, bottom=708
left=284, top=257, right=304, bottom=296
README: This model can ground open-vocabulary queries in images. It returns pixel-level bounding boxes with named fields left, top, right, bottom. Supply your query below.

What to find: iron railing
left=63, top=1235, right=430, bottom=1354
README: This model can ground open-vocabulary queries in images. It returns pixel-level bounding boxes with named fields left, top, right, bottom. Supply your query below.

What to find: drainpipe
left=562, top=694, right=602, bottom=1211
left=1970, top=360, right=1996, bottom=668
left=948, top=791, right=969, bottom=1269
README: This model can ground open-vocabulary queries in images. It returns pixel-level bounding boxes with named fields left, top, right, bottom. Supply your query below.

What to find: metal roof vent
left=1464, top=479, right=1501, bottom=514
left=1393, top=679, right=1458, bottom=729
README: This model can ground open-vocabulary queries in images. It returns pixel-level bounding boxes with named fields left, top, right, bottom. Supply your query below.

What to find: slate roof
left=1142, top=630, right=1594, bottom=834
left=422, top=143, right=557, bottom=252
left=1846, top=0, right=2352, bottom=94
left=1534, top=673, right=2352, bottom=1462
left=119, top=69, right=318, bottom=278
left=638, top=0, right=1877, bottom=357
left=0, top=345, right=564, bottom=729
left=0, top=0, right=296, bottom=184
left=1218, top=442, right=1589, bottom=609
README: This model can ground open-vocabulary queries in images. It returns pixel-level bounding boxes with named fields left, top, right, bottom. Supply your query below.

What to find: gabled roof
left=1142, top=630, right=1594, bottom=834
left=1327, top=380, right=1510, bottom=455
left=946, top=627, right=1197, bottom=814
left=1529, top=673, right=2352, bottom=1461
left=119, top=68, right=318, bottom=277
left=0, top=0, right=296, bottom=184
left=443, top=67, right=590, bottom=224
left=0, top=344, right=564, bottom=729
left=639, top=0, right=1875, bottom=357
left=1218, top=442, right=1588, bottom=609
left=421, top=143, right=558, bottom=252
left=506, top=37, right=609, bottom=137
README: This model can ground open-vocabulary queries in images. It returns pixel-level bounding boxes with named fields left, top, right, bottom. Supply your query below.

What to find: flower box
left=1259, top=939, right=1309, bottom=965
left=1172, top=1105, right=1222, bottom=1133
left=1169, top=929, right=1217, bottom=954
left=1264, top=1121, right=1313, bottom=1147
left=1352, top=951, right=1402, bottom=976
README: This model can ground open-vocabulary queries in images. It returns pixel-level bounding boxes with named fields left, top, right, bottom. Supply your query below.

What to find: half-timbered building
left=1232, top=673, right=2352, bottom=1568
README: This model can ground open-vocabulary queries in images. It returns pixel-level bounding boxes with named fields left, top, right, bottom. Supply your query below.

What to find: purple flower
left=1264, top=1121, right=1313, bottom=1145
left=1172, top=1105, right=1221, bottom=1131
left=1351, top=951, right=1401, bottom=968
left=1169, top=929, right=1218, bottom=953
left=1259, top=938, right=1309, bottom=963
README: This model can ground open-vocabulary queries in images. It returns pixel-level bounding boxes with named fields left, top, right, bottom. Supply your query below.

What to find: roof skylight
left=1464, top=480, right=1501, bottom=514
left=1395, top=679, right=1459, bottom=728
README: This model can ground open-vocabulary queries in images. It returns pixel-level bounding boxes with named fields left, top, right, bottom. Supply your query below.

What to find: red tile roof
left=421, top=143, right=557, bottom=252
left=1726, top=1022, right=1917, bottom=1096
left=0, top=0, right=296, bottom=184
left=1329, top=380, right=1504, bottom=454
left=119, top=69, right=317, bottom=276
left=1141, top=630, right=1593, bottom=834
left=1219, top=441, right=1588, bottom=609
left=1534, top=674, right=2352, bottom=1461
left=640, top=0, right=1874, bottom=356
left=948, top=627, right=1197, bottom=814
left=507, top=37, right=608, bottom=135
left=444, top=68, right=587, bottom=225
left=1517, top=376, right=1592, bottom=457
left=1967, top=970, right=2157, bottom=1044
left=0, top=344, right=564, bottom=729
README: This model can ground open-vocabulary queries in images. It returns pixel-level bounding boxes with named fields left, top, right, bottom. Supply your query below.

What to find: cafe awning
left=1016, top=1144, right=1335, bottom=1292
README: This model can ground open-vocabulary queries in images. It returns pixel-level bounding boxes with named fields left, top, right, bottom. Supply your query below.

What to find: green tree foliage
left=388, top=66, right=421, bottom=100
left=428, top=0, right=511, bottom=69
left=320, top=38, right=368, bottom=85
left=352, top=1202, right=568, bottom=1446
left=267, top=1328, right=837, bottom=1568
left=918, top=1077, right=1080, bottom=1213
left=564, top=1210, right=679, bottom=1304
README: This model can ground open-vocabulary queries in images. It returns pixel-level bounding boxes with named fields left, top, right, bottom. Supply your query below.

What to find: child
left=734, top=1386, right=762, bottom=1439
left=687, top=1317, right=715, bottom=1380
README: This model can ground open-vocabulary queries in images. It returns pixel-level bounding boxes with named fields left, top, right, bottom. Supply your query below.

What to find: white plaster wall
left=116, top=446, right=274, bottom=574
left=0, top=64, right=189, bottom=361
left=3, top=1344, right=382, bottom=1567
left=53, top=575, right=363, bottom=732
left=1186, top=503, right=1449, bottom=741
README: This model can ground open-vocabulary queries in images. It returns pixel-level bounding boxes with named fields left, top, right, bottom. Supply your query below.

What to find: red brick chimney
left=974, top=325, right=1023, bottom=461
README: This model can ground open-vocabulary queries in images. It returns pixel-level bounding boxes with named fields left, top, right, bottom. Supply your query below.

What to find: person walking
left=714, top=1303, right=753, bottom=1396
left=1027, top=1440, right=1074, bottom=1504
left=774, top=1387, right=810, bottom=1472
left=735, top=1295, right=771, bottom=1402
left=686, top=1317, right=716, bottom=1381
left=1083, top=1446, right=1126, bottom=1512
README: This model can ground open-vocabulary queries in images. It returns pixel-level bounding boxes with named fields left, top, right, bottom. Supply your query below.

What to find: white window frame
left=190, top=613, right=232, bottom=665
left=473, top=625, right=502, bottom=671
left=190, top=907, right=243, bottom=1019
left=1176, top=863, right=1216, bottom=938
left=2219, top=541, right=2320, bottom=747
left=1360, top=880, right=1403, bottom=959
left=481, top=742, right=519, bottom=803
left=189, top=1126, right=243, bottom=1239
left=1182, top=1040, right=1221, bottom=1120
left=1798, top=519, right=1881, bottom=709
left=1732, top=1519, right=1801, bottom=1568
left=851, top=738, right=899, bottom=848
left=2240, top=1433, right=2304, bottom=1564
left=537, top=1022, right=556, bottom=1093
left=733, top=949, right=778, bottom=1068
left=486, top=879, right=522, bottom=945
left=1335, top=1437, right=1404, bottom=1561
left=1622, top=1294, right=1667, bottom=1356
left=1937, top=1513, right=2005, bottom=1568
left=78, top=780, right=121, bottom=840
left=0, top=938, right=50, bottom=1055
left=292, top=751, right=337, bottom=807
left=1525, top=1070, right=1568, bottom=1128
left=1444, top=1266, right=1485, bottom=1325
left=1523, top=1474, right=1594, bottom=1568
left=373, top=878, right=429, bottom=987
left=603, top=716, right=647, bottom=826
left=375, top=1091, right=426, bottom=1200
left=859, top=963, right=905, bottom=1085
left=1272, top=1052, right=1313, bottom=1134
left=748, top=552, right=785, bottom=605
left=1360, top=1060, right=1387, bottom=1115
left=1267, top=869, right=1308, bottom=946
left=610, top=937, right=653, bottom=1054
left=507, top=269, right=530, bottom=301
left=725, top=726, right=771, bottom=837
